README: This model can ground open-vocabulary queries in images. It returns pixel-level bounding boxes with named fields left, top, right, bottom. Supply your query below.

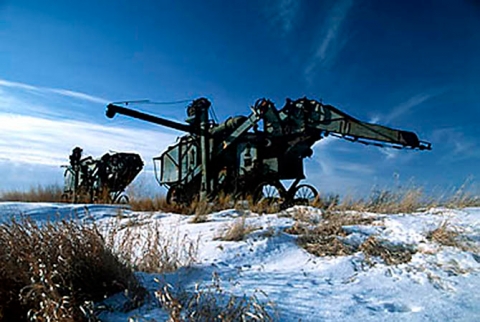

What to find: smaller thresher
left=62, top=147, right=143, bottom=203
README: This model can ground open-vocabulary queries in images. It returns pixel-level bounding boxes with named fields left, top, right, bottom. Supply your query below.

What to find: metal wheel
left=292, top=184, right=319, bottom=205
left=254, top=181, right=285, bottom=204
left=115, top=193, right=129, bottom=204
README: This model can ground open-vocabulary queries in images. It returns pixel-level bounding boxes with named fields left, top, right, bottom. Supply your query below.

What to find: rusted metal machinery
left=105, top=98, right=430, bottom=206
left=61, top=147, right=143, bottom=203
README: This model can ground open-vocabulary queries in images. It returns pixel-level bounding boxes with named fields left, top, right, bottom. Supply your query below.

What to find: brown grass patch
left=335, top=188, right=425, bottom=214
left=427, top=222, right=461, bottom=248
left=287, top=209, right=417, bottom=265
left=215, top=216, right=258, bottom=242
left=155, top=273, right=275, bottom=321
left=289, top=210, right=376, bottom=258
left=0, top=184, right=64, bottom=202
left=0, top=217, right=144, bottom=321
left=298, top=235, right=354, bottom=257
left=103, top=218, right=199, bottom=274
left=333, top=180, right=480, bottom=214
left=129, top=195, right=194, bottom=214
left=360, top=236, right=416, bottom=266
left=425, top=222, right=478, bottom=253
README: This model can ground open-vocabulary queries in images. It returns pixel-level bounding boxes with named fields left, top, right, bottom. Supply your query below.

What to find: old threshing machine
left=62, top=147, right=143, bottom=203
left=106, top=98, right=431, bottom=206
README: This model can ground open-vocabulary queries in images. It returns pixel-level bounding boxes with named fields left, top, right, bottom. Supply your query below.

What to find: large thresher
left=106, top=97, right=430, bottom=206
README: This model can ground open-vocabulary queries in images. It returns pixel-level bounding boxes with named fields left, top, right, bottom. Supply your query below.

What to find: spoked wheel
left=292, top=184, right=319, bottom=206
left=254, top=181, right=286, bottom=211
left=115, top=193, right=129, bottom=204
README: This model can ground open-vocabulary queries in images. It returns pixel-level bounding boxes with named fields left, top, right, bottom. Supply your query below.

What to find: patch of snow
left=1, top=202, right=479, bottom=321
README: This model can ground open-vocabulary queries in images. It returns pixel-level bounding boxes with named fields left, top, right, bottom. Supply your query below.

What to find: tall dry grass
left=102, top=218, right=199, bottom=274
left=0, top=217, right=144, bottom=321
left=286, top=208, right=417, bottom=265
left=0, top=184, right=64, bottom=203
left=426, top=221, right=479, bottom=253
left=287, top=210, right=374, bottom=257
left=322, top=182, right=480, bottom=214
left=2, top=179, right=479, bottom=215
left=156, top=273, right=275, bottom=322
left=334, top=188, right=425, bottom=214
left=214, top=216, right=258, bottom=242
left=128, top=181, right=480, bottom=215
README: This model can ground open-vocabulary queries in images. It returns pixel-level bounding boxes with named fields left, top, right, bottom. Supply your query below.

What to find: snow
left=1, top=202, right=479, bottom=321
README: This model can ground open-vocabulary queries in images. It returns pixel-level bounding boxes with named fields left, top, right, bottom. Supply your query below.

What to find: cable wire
left=210, top=106, right=219, bottom=124
left=112, top=99, right=193, bottom=106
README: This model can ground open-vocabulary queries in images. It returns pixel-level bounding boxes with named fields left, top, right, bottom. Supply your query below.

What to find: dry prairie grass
left=289, top=210, right=376, bottom=257
left=331, top=185, right=480, bottom=214
left=360, top=236, right=416, bottom=266
left=5, top=180, right=480, bottom=216
left=286, top=208, right=416, bottom=265
left=128, top=195, right=191, bottom=213
left=101, top=217, right=199, bottom=274
left=0, top=184, right=64, bottom=203
left=0, top=217, right=144, bottom=322
left=298, top=234, right=354, bottom=257
left=291, top=213, right=416, bottom=265
left=215, top=216, right=258, bottom=242
left=156, top=273, right=275, bottom=322
left=443, top=186, right=480, bottom=209
left=333, top=188, right=425, bottom=214
left=425, top=221, right=479, bottom=253
left=427, top=222, right=461, bottom=248
left=130, top=192, right=281, bottom=217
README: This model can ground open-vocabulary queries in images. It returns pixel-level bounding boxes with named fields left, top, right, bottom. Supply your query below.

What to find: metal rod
left=106, top=104, right=196, bottom=134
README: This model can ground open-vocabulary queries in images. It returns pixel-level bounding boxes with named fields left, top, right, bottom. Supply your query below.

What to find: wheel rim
left=117, top=194, right=129, bottom=204
left=254, top=181, right=285, bottom=204
left=293, top=184, right=318, bottom=205
left=262, top=184, right=282, bottom=200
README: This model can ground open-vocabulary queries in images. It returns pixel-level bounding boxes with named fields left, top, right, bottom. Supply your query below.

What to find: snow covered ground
left=1, top=202, right=479, bottom=321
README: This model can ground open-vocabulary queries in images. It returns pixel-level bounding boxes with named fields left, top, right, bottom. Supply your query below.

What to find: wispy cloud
left=369, top=89, right=442, bottom=160
left=303, top=136, right=380, bottom=194
left=264, top=0, right=300, bottom=37
left=0, top=87, right=62, bottom=118
left=0, top=81, right=178, bottom=191
left=0, top=78, right=108, bottom=104
left=385, top=93, right=433, bottom=124
left=378, top=148, right=400, bottom=160
left=431, top=127, right=480, bottom=163
left=304, top=0, right=354, bottom=78
left=0, top=113, right=177, bottom=166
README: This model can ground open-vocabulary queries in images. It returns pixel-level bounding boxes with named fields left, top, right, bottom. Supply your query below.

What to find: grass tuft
left=427, top=222, right=460, bottom=248
left=0, top=217, right=144, bottom=321
left=286, top=209, right=417, bottom=265
left=360, top=236, right=416, bottom=266
left=155, top=273, right=275, bottom=322
left=102, top=217, right=199, bottom=274
left=290, top=210, right=375, bottom=257
left=425, top=221, right=478, bottom=253
left=215, top=216, right=258, bottom=242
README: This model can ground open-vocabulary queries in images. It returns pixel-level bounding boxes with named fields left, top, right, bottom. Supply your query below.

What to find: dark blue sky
left=1, top=0, right=479, bottom=195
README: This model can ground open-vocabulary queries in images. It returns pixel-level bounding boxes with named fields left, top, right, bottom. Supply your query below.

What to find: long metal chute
left=106, top=104, right=197, bottom=134
left=306, top=103, right=431, bottom=150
